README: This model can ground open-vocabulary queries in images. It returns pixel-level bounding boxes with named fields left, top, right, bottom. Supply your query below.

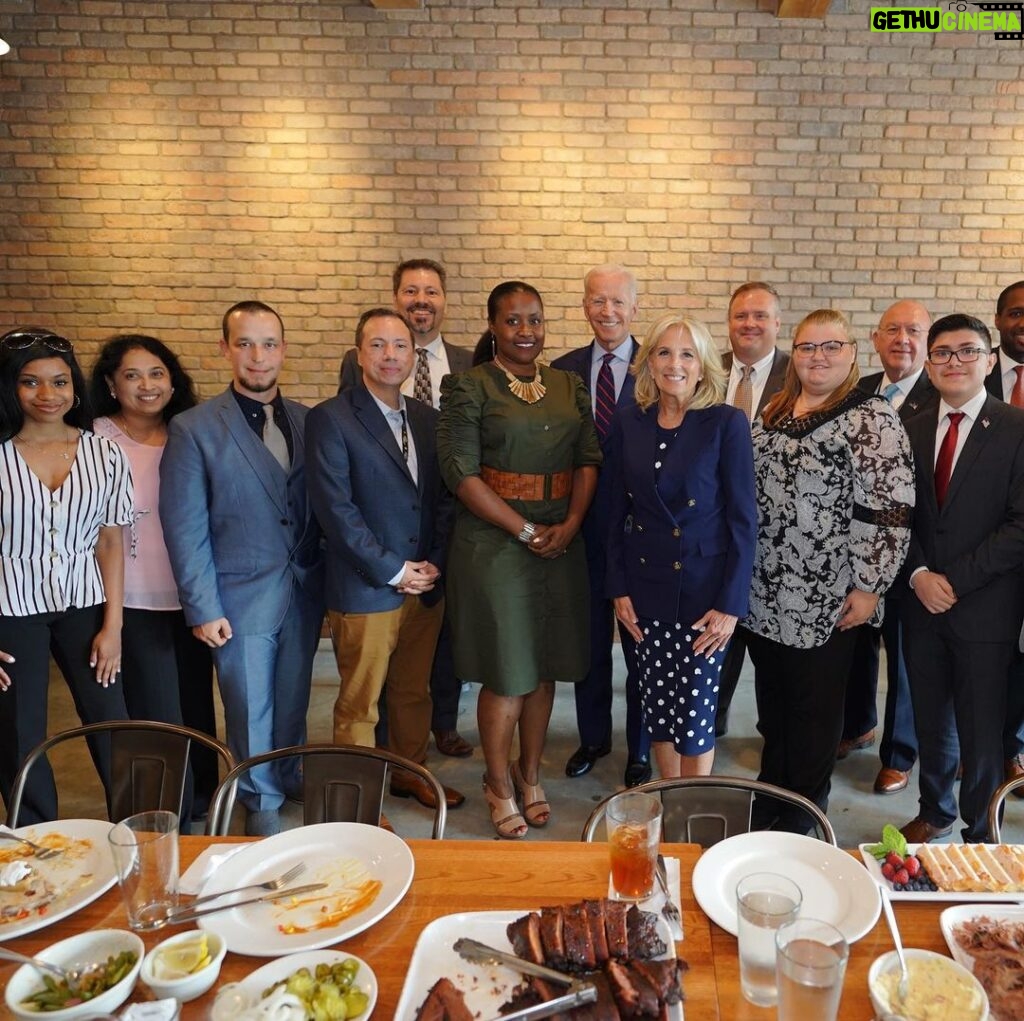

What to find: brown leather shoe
left=1005, top=754, right=1024, bottom=798
left=836, top=730, right=875, bottom=760
left=873, top=767, right=910, bottom=794
left=899, top=816, right=953, bottom=844
left=433, top=729, right=473, bottom=758
left=390, top=771, right=466, bottom=810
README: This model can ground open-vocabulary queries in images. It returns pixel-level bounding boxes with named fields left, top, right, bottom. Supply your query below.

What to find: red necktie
left=1012, top=365, right=1024, bottom=409
left=934, top=411, right=964, bottom=508
left=594, top=352, right=616, bottom=441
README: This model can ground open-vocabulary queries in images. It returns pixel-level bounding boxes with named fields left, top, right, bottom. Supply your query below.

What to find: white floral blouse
left=745, top=389, right=915, bottom=649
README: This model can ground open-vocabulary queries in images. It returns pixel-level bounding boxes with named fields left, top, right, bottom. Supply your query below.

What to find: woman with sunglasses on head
left=89, top=335, right=218, bottom=822
left=743, top=309, right=915, bottom=834
left=0, top=327, right=133, bottom=824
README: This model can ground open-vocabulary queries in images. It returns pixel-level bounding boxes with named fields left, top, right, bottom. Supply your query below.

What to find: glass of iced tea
left=605, top=792, right=662, bottom=901
left=775, top=917, right=848, bottom=1021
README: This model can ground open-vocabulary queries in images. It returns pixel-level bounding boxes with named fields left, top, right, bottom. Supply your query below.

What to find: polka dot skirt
left=636, top=617, right=722, bottom=756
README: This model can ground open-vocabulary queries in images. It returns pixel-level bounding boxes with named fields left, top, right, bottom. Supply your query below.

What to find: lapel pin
left=982, top=418, right=991, bottom=429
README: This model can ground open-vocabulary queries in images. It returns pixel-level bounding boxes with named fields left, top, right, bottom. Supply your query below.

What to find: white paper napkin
left=607, top=854, right=684, bottom=941
left=178, top=843, right=246, bottom=895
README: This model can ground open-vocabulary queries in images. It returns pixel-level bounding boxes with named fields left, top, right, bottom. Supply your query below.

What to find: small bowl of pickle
left=4, top=928, right=143, bottom=1019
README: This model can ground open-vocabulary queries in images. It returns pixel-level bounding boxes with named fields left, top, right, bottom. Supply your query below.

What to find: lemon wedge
left=153, top=935, right=210, bottom=981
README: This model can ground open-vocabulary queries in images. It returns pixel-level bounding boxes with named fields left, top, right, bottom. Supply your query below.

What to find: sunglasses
left=0, top=329, right=74, bottom=353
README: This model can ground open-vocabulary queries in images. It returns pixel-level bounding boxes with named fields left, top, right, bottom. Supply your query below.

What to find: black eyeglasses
left=792, top=340, right=855, bottom=357
left=926, top=346, right=987, bottom=365
left=0, top=329, right=74, bottom=353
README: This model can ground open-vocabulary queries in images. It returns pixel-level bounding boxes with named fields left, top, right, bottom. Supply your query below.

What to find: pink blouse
left=93, top=417, right=180, bottom=611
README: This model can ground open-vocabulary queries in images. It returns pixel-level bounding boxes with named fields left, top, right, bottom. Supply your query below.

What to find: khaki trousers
left=328, top=596, right=443, bottom=765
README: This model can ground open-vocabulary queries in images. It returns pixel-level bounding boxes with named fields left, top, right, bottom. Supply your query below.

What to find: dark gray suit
left=716, top=347, right=790, bottom=733
left=902, top=394, right=1024, bottom=840
left=842, top=371, right=937, bottom=770
left=338, top=340, right=473, bottom=401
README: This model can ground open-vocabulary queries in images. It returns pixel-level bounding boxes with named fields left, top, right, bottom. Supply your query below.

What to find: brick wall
left=0, top=0, right=1022, bottom=401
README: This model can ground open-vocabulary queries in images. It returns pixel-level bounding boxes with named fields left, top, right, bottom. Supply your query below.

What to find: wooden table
left=0, top=838, right=957, bottom=1020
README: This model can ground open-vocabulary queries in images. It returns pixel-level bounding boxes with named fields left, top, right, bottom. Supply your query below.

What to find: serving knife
left=454, top=938, right=597, bottom=1021
left=157, top=881, right=328, bottom=927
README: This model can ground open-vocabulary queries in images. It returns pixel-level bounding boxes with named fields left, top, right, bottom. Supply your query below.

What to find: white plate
left=939, top=903, right=1024, bottom=969
left=0, top=819, right=116, bottom=939
left=691, top=831, right=881, bottom=942
left=392, top=910, right=682, bottom=1021
left=197, top=822, right=414, bottom=956
left=235, top=950, right=377, bottom=1018
left=860, top=843, right=1024, bottom=902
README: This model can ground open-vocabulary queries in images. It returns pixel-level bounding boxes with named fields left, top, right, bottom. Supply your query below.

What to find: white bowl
left=4, top=928, right=143, bottom=1020
left=869, top=948, right=989, bottom=1021
left=141, top=930, right=226, bottom=1003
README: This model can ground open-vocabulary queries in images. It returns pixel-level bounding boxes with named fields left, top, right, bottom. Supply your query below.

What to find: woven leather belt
left=480, top=465, right=572, bottom=501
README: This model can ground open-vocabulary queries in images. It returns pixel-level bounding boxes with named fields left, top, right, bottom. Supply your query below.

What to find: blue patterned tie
left=595, top=352, right=616, bottom=441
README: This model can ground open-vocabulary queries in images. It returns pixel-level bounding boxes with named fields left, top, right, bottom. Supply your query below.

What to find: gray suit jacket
left=338, top=340, right=473, bottom=398
left=722, top=348, right=790, bottom=417
left=160, top=388, right=324, bottom=635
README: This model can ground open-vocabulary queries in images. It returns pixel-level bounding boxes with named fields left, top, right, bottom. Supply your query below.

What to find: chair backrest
left=207, top=744, right=447, bottom=839
left=6, top=721, right=235, bottom=828
left=987, top=773, right=1024, bottom=841
left=580, top=775, right=837, bottom=847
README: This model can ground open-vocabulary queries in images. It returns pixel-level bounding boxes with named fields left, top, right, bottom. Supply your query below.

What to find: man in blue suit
left=552, top=264, right=651, bottom=787
left=161, top=300, right=325, bottom=837
left=307, top=309, right=464, bottom=811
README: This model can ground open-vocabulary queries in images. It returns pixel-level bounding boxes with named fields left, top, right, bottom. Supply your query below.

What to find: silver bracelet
left=517, top=521, right=537, bottom=544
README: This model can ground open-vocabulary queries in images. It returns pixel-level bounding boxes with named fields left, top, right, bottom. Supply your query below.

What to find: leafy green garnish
left=866, top=823, right=908, bottom=861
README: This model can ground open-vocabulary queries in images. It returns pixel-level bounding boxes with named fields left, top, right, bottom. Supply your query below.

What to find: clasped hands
left=526, top=522, right=576, bottom=560
left=397, top=560, right=441, bottom=595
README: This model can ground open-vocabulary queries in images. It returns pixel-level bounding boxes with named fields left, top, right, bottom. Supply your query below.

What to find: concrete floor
left=37, top=640, right=1024, bottom=846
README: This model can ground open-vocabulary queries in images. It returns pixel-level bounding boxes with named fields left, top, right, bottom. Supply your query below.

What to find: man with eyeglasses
left=840, top=302, right=937, bottom=796
left=899, top=314, right=1024, bottom=844
left=714, top=281, right=790, bottom=738
left=990, top=281, right=1024, bottom=792
left=553, top=264, right=651, bottom=787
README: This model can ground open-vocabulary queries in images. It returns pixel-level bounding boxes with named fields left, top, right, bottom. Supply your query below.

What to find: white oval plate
left=691, top=830, right=881, bottom=942
left=0, top=819, right=117, bottom=940
left=197, top=822, right=414, bottom=956
left=235, top=950, right=377, bottom=1019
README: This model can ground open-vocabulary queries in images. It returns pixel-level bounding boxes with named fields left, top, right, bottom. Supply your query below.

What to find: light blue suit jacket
left=160, top=388, right=324, bottom=635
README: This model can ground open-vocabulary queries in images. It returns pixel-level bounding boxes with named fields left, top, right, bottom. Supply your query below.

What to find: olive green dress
left=438, top=363, right=602, bottom=696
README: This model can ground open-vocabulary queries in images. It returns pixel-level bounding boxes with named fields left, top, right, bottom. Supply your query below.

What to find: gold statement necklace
left=493, top=355, right=547, bottom=405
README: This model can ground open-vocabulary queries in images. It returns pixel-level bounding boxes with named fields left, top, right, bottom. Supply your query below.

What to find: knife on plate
left=454, top=938, right=597, bottom=1021
left=162, top=882, right=328, bottom=926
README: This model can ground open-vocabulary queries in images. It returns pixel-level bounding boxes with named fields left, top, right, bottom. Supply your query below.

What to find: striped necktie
left=594, top=352, right=616, bottom=441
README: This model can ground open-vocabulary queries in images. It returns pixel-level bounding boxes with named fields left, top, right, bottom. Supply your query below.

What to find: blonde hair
left=632, top=313, right=726, bottom=413
left=763, top=308, right=859, bottom=428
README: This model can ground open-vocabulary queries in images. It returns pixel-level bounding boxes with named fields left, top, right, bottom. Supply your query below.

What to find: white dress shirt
left=588, top=336, right=634, bottom=400
left=998, top=348, right=1024, bottom=403
left=875, top=367, right=924, bottom=411
left=401, top=334, right=451, bottom=407
left=726, top=348, right=777, bottom=418
left=933, top=387, right=987, bottom=474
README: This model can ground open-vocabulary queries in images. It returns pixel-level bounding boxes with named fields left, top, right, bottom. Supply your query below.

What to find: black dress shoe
left=565, top=743, right=611, bottom=778
left=624, top=756, right=652, bottom=787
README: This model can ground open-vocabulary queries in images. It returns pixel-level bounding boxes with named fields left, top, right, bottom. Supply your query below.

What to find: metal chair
left=580, top=775, right=837, bottom=847
left=987, top=773, right=1024, bottom=842
left=207, top=743, right=447, bottom=839
left=6, top=720, right=235, bottom=829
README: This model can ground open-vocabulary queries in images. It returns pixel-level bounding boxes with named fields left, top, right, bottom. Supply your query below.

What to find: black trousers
left=747, top=627, right=858, bottom=834
left=122, top=608, right=218, bottom=815
left=0, top=605, right=128, bottom=825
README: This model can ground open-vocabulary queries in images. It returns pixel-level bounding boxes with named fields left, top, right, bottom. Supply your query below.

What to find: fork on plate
left=173, top=861, right=307, bottom=914
left=0, top=830, right=62, bottom=860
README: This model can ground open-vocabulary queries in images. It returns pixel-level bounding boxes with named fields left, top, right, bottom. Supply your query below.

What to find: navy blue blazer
left=552, top=339, right=639, bottom=549
left=605, top=402, right=758, bottom=623
left=305, top=385, right=453, bottom=614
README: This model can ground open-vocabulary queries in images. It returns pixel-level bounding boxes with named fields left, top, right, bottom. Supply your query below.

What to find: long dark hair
left=90, top=334, right=199, bottom=422
left=0, top=327, right=91, bottom=442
